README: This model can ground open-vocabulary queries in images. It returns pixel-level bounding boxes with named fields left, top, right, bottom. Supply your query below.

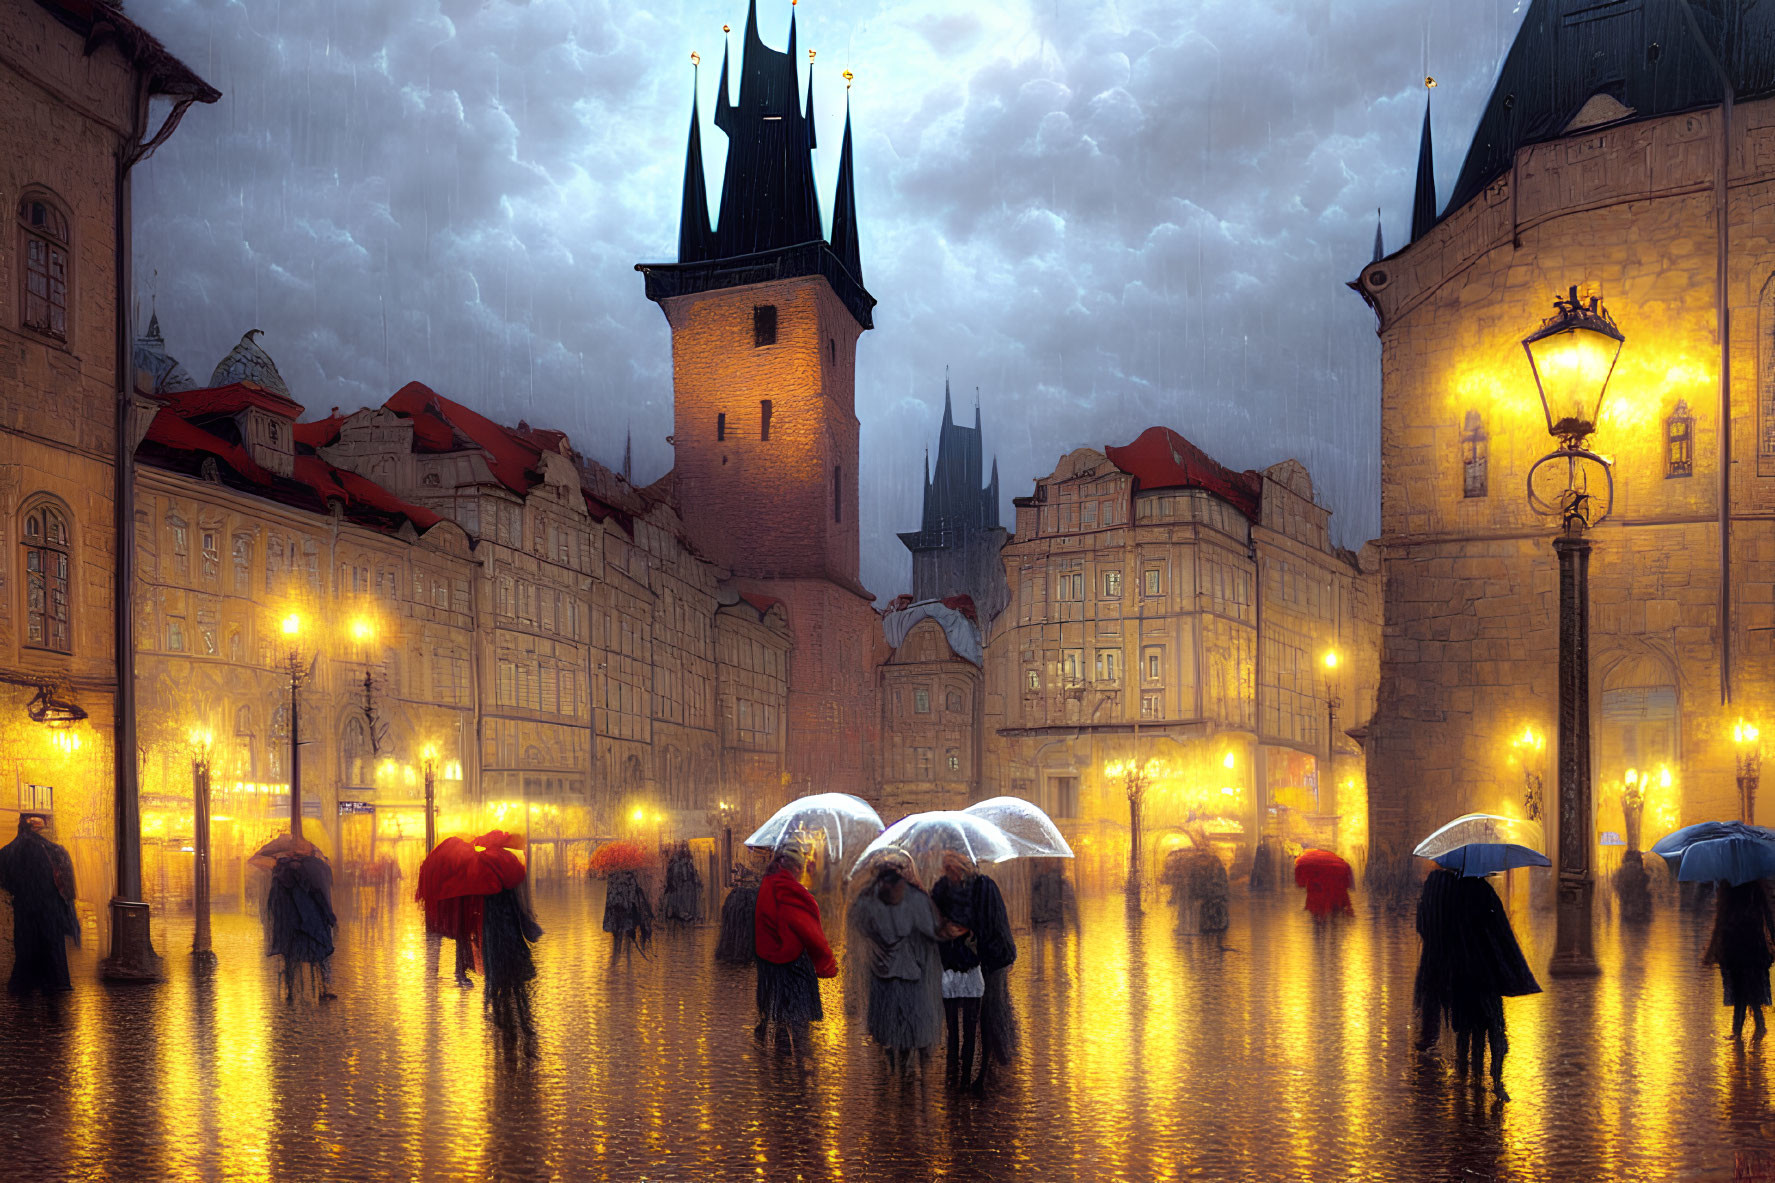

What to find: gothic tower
left=898, top=378, right=1008, bottom=627
left=638, top=0, right=880, bottom=800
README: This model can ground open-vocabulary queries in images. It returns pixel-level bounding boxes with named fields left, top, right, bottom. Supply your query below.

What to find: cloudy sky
left=130, top=0, right=1532, bottom=599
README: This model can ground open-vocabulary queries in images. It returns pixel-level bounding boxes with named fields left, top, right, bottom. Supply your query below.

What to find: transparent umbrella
left=852, top=811, right=1020, bottom=887
left=1413, top=813, right=1550, bottom=877
left=743, top=793, right=885, bottom=875
left=962, top=797, right=1074, bottom=858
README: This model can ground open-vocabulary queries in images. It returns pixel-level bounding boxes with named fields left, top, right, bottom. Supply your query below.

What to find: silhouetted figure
left=1413, top=867, right=1460, bottom=1058
left=0, top=814, right=78, bottom=996
left=267, top=849, right=338, bottom=1001
left=1704, top=880, right=1775, bottom=1041
left=603, top=869, right=653, bottom=961
left=847, top=858, right=945, bottom=1075
left=1248, top=838, right=1278, bottom=892
left=1186, top=849, right=1232, bottom=934
left=716, top=865, right=761, bottom=964
left=1029, top=861, right=1078, bottom=933
left=753, top=840, right=837, bottom=1068
left=934, top=853, right=1017, bottom=1092
left=1295, top=850, right=1355, bottom=923
left=483, top=881, right=543, bottom=1056
left=661, top=844, right=704, bottom=924
left=1446, top=874, right=1538, bottom=1098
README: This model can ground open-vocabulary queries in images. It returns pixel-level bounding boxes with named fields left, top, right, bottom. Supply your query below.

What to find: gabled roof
left=138, top=386, right=443, bottom=535
left=1442, top=0, right=1773, bottom=220
left=169, top=381, right=303, bottom=421
left=1103, top=426, right=1263, bottom=522
left=384, top=381, right=544, bottom=495
left=36, top=0, right=221, bottom=102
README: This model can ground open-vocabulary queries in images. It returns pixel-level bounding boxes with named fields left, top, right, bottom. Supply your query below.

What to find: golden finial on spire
left=1425, top=76, right=1437, bottom=89
left=843, top=69, right=854, bottom=88
left=691, top=51, right=700, bottom=66
left=723, top=23, right=731, bottom=33
left=809, top=49, right=816, bottom=62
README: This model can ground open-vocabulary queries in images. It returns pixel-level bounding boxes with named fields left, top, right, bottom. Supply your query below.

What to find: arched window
left=18, top=194, right=70, bottom=341
left=945, top=691, right=963, bottom=713
left=1460, top=411, right=1488, bottom=499
left=21, top=500, right=70, bottom=652
left=1666, top=400, right=1694, bottom=478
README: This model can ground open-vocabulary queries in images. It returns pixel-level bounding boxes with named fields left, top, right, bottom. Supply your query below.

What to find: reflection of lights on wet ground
left=0, top=879, right=1752, bottom=1179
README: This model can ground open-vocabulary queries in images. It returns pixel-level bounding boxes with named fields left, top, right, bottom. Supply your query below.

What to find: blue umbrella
left=1651, top=821, right=1775, bottom=873
left=1413, top=813, right=1552, bottom=877
left=1673, top=836, right=1775, bottom=886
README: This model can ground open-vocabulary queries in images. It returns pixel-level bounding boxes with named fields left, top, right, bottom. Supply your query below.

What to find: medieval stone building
left=1354, top=2, right=1775, bottom=871
left=0, top=1, right=216, bottom=959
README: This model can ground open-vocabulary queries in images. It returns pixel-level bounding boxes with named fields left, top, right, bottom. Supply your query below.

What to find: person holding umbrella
left=933, top=850, right=1018, bottom=1093
left=417, top=836, right=488, bottom=987
left=251, top=836, right=338, bottom=1002
left=846, top=851, right=949, bottom=1076
left=754, top=838, right=837, bottom=1067
left=1412, top=814, right=1547, bottom=1099
left=1294, top=848, right=1355, bottom=923
left=1655, top=822, right=1775, bottom=1041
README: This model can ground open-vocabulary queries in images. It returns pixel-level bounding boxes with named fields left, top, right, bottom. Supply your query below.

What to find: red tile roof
left=385, top=381, right=543, bottom=494
left=292, top=412, right=345, bottom=449
left=1104, top=426, right=1263, bottom=522
left=739, top=593, right=782, bottom=616
left=139, top=386, right=444, bottom=536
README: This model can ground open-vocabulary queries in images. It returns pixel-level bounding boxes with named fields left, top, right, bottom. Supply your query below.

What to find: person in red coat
left=1294, top=849, right=1355, bottom=923
left=753, top=839, right=838, bottom=1066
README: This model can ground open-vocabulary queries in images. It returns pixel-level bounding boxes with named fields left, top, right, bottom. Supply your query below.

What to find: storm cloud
left=128, top=0, right=1530, bottom=598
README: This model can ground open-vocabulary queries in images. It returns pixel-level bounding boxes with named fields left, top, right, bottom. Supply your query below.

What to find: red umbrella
left=589, top=840, right=653, bottom=878
left=416, top=833, right=528, bottom=953
left=1294, top=849, right=1354, bottom=920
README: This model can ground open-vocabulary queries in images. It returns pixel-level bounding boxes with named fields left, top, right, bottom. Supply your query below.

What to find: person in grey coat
left=846, top=853, right=951, bottom=1075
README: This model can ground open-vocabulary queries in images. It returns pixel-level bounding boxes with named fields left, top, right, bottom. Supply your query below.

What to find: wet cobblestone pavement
left=0, top=881, right=1771, bottom=1181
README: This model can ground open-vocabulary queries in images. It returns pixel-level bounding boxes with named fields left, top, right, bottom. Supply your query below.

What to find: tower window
left=1666, top=400, right=1694, bottom=478
left=1461, top=410, right=1488, bottom=498
left=753, top=305, right=777, bottom=347
left=717, top=412, right=726, bottom=442
left=833, top=465, right=843, bottom=523
left=760, top=399, right=773, bottom=441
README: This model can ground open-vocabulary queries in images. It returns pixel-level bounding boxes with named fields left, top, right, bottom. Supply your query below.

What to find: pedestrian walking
left=661, top=843, right=704, bottom=924
left=1295, top=849, right=1355, bottom=923
left=1413, top=866, right=1460, bottom=1061
left=847, top=853, right=947, bottom=1075
left=0, top=813, right=78, bottom=996
left=1445, top=873, right=1539, bottom=1098
left=603, top=868, right=654, bottom=961
left=933, top=851, right=1018, bottom=1092
left=716, top=863, right=762, bottom=964
left=1703, top=880, right=1775, bottom=1041
left=417, top=836, right=486, bottom=987
left=482, top=874, right=544, bottom=1056
left=753, top=839, right=837, bottom=1068
left=260, top=840, right=338, bottom=1002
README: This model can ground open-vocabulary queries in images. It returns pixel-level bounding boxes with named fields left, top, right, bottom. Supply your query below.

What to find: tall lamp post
left=422, top=744, right=438, bottom=855
left=1322, top=649, right=1341, bottom=820
left=189, top=726, right=217, bottom=970
left=1735, top=720, right=1762, bottom=825
left=1108, top=758, right=1162, bottom=897
left=1523, top=285, right=1624, bottom=979
left=280, top=613, right=311, bottom=841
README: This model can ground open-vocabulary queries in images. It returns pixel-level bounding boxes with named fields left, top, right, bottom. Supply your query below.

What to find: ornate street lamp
left=422, top=744, right=438, bottom=855
left=1107, top=757, right=1164, bottom=899
left=280, top=613, right=311, bottom=840
left=188, top=726, right=217, bottom=970
left=1523, top=285, right=1623, bottom=978
left=1736, top=720, right=1762, bottom=825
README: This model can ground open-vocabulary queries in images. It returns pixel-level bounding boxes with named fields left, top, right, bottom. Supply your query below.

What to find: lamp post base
left=1548, top=877, right=1600, bottom=978
left=99, top=898, right=163, bottom=983
left=191, top=949, right=218, bottom=972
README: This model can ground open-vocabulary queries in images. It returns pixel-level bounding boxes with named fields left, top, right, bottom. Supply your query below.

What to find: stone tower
left=637, top=0, right=881, bottom=801
left=898, top=380, right=1009, bottom=628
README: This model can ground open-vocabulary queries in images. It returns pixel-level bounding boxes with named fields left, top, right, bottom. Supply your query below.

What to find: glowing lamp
left=1223, top=752, right=1236, bottom=771
left=350, top=618, right=375, bottom=644
left=1521, top=286, right=1624, bottom=448
left=422, top=744, right=438, bottom=764
left=631, top=808, right=645, bottom=823
left=1736, top=720, right=1761, bottom=747
left=281, top=613, right=302, bottom=637
left=1322, top=650, right=1339, bottom=671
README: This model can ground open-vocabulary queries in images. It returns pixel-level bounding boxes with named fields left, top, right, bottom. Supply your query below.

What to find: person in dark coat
left=1703, top=880, right=1775, bottom=1041
left=933, top=852, right=1018, bottom=1092
left=1413, top=866, right=1461, bottom=1060
left=1446, top=873, right=1539, bottom=1097
left=0, top=813, right=79, bottom=996
left=715, top=864, right=762, bottom=964
left=846, top=855, right=947, bottom=1075
left=482, top=879, right=544, bottom=1056
left=603, top=868, right=654, bottom=961
left=266, top=847, right=338, bottom=1001
left=660, top=843, right=704, bottom=924
left=753, top=839, right=838, bottom=1067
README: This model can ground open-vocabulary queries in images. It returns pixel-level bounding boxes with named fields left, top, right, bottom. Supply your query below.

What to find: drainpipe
left=1679, top=1, right=1734, bottom=706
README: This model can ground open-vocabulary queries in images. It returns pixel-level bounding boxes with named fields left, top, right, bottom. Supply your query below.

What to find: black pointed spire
left=1372, top=208, right=1384, bottom=262
left=714, top=29, right=734, bottom=135
left=830, top=88, right=863, bottom=285
left=943, top=370, right=953, bottom=426
left=678, top=61, right=716, bottom=263
left=623, top=428, right=633, bottom=483
left=1411, top=93, right=1437, bottom=241
left=804, top=48, right=817, bottom=151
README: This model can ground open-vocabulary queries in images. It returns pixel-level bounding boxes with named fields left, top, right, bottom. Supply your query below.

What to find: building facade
left=0, top=1, right=215, bottom=954
left=877, top=599, right=984, bottom=818
left=967, top=427, right=1378, bottom=876
left=1353, top=3, right=1775, bottom=873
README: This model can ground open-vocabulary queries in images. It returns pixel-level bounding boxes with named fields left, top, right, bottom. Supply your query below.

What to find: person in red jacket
left=753, top=839, right=838, bottom=1066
